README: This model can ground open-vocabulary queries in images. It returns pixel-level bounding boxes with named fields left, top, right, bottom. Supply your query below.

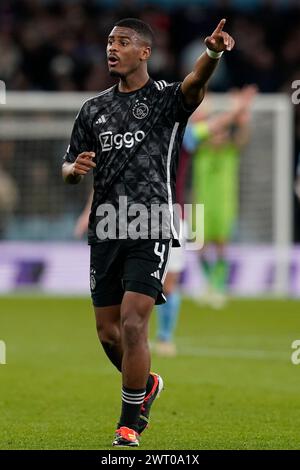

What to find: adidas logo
left=95, top=115, right=106, bottom=124
left=151, top=270, right=160, bottom=280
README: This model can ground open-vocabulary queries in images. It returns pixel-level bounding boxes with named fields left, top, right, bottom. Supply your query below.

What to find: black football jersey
left=63, top=78, right=195, bottom=245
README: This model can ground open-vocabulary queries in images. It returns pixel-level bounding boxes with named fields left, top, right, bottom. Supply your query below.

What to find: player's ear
left=140, top=46, right=151, bottom=61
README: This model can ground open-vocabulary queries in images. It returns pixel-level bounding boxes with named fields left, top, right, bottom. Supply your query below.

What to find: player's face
left=107, top=27, right=150, bottom=78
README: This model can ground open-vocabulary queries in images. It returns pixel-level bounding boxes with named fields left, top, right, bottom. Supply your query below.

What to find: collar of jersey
left=114, top=78, right=153, bottom=97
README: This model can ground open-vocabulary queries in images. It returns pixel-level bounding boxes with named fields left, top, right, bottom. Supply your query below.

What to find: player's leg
left=211, top=241, right=229, bottom=294
left=208, top=205, right=232, bottom=306
left=112, top=291, right=155, bottom=446
left=121, top=291, right=153, bottom=389
left=90, top=241, right=124, bottom=370
left=115, top=291, right=154, bottom=435
left=209, top=192, right=234, bottom=301
left=113, top=240, right=170, bottom=445
left=94, top=305, right=122, bottom=371
left=197, top=210, right=215, bottom=293
left=155, top=271, right=181, bottom=356
left=95, top=303, right=162, bottom=395
left=197, top=213, right=228, bottom=307
left=210, top=146, right=238, bottom=297
left=156, top=241, right=184, bottom=355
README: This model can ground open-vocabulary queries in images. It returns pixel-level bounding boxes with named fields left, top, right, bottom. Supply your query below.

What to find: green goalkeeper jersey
left=192, top=123, right=239, bottom=242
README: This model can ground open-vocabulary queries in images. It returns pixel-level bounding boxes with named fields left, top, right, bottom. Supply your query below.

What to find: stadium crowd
left=0, top=0, right=299, bottom=95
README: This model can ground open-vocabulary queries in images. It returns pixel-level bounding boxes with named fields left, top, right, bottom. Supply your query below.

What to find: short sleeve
left=165, top=82, right=198, bottom=123
left=63, top=102, right=93, bottom=163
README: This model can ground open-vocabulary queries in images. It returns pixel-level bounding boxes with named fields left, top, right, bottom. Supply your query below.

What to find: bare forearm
left=192, top=51, right=220, bottom=88
left=62, top=162, right=82, bottom=184
left=181, top=19, right=234, bottom=108
left=181, top=53, right=219, bottom=108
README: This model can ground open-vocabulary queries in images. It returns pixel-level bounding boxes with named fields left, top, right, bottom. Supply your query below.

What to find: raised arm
left=181, top=19, right=235, bottom=109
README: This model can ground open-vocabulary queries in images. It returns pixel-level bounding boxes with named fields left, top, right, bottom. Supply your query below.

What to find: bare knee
left=121, top=316, right=146, bottom=348
left=120, top=292, right=154, bottom=348
left=121, top=303, right=150, bottom=348
left=94, top=305, right=121, bottom=346
left=96, top=320, right=121, bottom=346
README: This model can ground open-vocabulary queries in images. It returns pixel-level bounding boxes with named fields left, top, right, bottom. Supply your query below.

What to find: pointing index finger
left=213, top=18, right=226, bottom=34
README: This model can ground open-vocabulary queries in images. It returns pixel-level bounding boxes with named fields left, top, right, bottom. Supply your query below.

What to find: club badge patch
left=132, top=101, right=149, bottom=120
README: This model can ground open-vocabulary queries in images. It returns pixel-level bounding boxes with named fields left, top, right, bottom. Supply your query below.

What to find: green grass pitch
left=0, top=296, right=300, bottom=450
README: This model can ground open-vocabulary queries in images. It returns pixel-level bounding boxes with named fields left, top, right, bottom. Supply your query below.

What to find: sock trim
left=122, top=388, right=146, bottom=405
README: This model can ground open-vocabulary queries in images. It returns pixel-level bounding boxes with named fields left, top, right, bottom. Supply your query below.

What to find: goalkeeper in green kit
left=189, top=86, right=257, bottom=307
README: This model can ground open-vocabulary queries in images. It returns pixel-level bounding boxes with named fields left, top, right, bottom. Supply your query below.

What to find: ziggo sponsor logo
left=99, top=130, right=145, bottom=151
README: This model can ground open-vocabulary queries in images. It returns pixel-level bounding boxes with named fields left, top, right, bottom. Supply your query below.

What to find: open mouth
left=108, top=56, right=119, bottom=67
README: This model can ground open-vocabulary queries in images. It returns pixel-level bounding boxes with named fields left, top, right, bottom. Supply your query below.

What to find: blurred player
left=62, top=17, right=234, bottom=446
left=154, top=242, right=183, bottom=357
left=154, top=144, right=191, bottom=357
left=189, top=86, right=256, bottom=307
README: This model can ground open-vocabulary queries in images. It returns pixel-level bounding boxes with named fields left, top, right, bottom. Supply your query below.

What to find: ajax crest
left=132, top=101, right=149, bottom=119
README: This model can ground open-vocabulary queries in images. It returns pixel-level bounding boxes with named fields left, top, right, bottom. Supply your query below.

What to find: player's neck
left=118, top=71, right=150, bottom=94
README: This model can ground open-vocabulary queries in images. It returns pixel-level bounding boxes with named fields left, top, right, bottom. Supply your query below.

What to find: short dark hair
left=114, top=18, right=154, bottom=46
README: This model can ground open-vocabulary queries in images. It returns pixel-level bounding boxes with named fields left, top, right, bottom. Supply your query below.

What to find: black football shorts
left=90, top=239, right=172, bottom=307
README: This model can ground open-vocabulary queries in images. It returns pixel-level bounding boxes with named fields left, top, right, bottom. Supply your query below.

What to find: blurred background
left=0, top=0, right=299, bottom=297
